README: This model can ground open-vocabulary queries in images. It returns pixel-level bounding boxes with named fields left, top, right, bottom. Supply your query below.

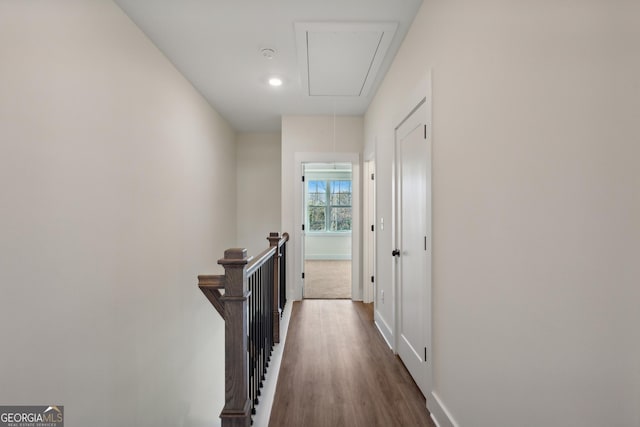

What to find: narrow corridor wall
left=365, top=1, right=640, bottom=426
left=281, top=116, right=363, bottom=300
left=236, top=132, right=282, bottom=257
left=0, top=1, right=236, bottom=426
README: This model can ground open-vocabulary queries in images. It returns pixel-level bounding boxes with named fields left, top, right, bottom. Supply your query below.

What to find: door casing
left=363, top=160, right=376, bottom=303
left=392, top=73, right=433, bottom=398
left=293, top=152, right=361, bottom=301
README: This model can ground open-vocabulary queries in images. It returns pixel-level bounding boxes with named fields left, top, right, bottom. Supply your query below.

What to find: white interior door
left=395, top=100, right=431, bottom=397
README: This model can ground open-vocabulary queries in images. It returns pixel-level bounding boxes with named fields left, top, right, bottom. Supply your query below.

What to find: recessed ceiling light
left=268, top=77, right=283, bottom=87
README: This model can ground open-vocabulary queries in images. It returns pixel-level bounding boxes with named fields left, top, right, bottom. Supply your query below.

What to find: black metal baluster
left=268, top=259, right=273, bottom=355
left=253, top=272, right=258, bottom=412
left=258, top=265, right=262, bottom=389
left=282, top=245, right=286, bottom=313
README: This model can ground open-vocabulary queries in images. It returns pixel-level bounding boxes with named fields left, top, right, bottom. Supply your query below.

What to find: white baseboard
left=305, top=254, right=352, bottom=260
left=373, top=310, right=394, bottom=350
left=252, top=301, right=293, bottom=427
left=428, top=391, right=459, bottom=427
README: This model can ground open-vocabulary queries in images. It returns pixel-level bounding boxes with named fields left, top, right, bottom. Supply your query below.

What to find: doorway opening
left=302, top=162, right=352, bottom=299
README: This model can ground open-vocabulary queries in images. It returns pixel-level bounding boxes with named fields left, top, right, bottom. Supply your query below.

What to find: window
left=307, top=180, right=352, bottom=232
left=308, top=180, right=327, bottom=231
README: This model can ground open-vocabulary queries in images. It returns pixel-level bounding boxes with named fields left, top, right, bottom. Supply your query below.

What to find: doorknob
left=392, top=249, right=400, bottom=257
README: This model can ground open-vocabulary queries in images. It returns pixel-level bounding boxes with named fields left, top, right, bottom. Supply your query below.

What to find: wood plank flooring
left=268, top=300, right=435, bottom=427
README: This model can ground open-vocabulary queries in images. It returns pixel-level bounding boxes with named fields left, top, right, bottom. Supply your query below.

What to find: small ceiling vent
left=295, top=22, right=397, bottom=97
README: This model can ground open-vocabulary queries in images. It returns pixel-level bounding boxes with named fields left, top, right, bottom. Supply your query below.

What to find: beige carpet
left=304, top=260, right=352, bottom=299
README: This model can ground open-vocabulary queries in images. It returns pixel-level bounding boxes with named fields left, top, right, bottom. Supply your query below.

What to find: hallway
left=269, top=300, right=435, bottom=427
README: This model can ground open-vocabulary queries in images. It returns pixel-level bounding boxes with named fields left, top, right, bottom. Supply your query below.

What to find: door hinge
left=371, top=276, right=375, bottom=283
left=371, top=173, right=375, bottom=180
left=302, top=272, right=305, bottom=279
left=302, top=175, right=305, bottom=182
left=371, top=225, right=374, bottom=232
left=424, top=347, right=427, bottom=362
left=424, top=125, right=427, bottom=139
left=424, top=236, right=427, bottom=251
left=302, top=224, right=305, bottom=231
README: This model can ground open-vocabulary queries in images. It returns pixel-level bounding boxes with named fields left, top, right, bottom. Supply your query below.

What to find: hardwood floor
left=268, top=300, right=435, bottom=427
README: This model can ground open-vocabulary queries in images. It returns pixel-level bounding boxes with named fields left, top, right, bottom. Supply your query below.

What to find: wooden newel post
left=218, top=248, right=252, bottom=427
left=267, top=232, right=281, bottom=344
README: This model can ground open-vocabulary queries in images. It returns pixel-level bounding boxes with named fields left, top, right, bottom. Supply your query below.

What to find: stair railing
left=198, top=232, right=289, bottom=427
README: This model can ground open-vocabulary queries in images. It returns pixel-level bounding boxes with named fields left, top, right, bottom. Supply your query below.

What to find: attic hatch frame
left=295, top=22, right=398, bottom=97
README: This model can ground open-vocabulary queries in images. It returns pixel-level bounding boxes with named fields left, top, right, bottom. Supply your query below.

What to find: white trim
left=393, top=74, right=431, bottom=132
left=428, top=392, right=459, bottom=427
left=305, top=231, right=352, bottom=237
left=294, top=22, right=398, bottom=97
left=293, top=152, right=361, bottom=301
left=393, top=71, right=433, bottom=397
left=362, top=160, right=376, bottom=303
left=252, top=301, right=294, bottom=427
left=304, top=170, right=352, bottom=180
left=304, top=254, right=351, bottom=261
left=374, top=310, right=394, bottom=350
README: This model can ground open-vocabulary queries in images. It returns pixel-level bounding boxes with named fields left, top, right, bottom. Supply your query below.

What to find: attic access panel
left=295, top=22, right=398, bottom=97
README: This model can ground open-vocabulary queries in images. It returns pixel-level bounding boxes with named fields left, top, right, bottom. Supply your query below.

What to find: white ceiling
left=114, top=0, right=423, bottom=132
left=297, top=22, right=398, bottom=97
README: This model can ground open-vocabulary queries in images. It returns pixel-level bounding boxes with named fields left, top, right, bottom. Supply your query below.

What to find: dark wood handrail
left=197, top=274, right=226, bottom=319
left=198, top=275, right=225, bottom=288
left=278, top=232, right=290, bottom=247
left=246, top=246, right=276, bottom=276
left=197, top=232, right=288, bottom=427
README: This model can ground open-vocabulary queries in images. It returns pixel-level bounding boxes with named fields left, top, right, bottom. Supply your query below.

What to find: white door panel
left=395, top=100, right=431, bottom=397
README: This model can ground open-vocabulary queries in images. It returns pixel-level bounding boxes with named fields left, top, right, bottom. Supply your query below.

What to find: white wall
left=236, top=132, right=281, bottom=257
left=0, top=2, right=236, bottom=426
left=305, top=234, right=352, bottom=260
left=281, top=116, right=363, bottom=300
left=365, top=1, right=640, bottom=426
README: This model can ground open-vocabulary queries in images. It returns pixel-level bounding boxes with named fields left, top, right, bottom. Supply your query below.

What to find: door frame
left=363, top=160, right=376, bottom=303
left=392, top=73, right=432, bottom=395
left=293, top=152, right=361, bottom=301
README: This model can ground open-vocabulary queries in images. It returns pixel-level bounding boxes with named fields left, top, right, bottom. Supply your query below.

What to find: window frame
left=306, top=179, right=352, bottom=233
